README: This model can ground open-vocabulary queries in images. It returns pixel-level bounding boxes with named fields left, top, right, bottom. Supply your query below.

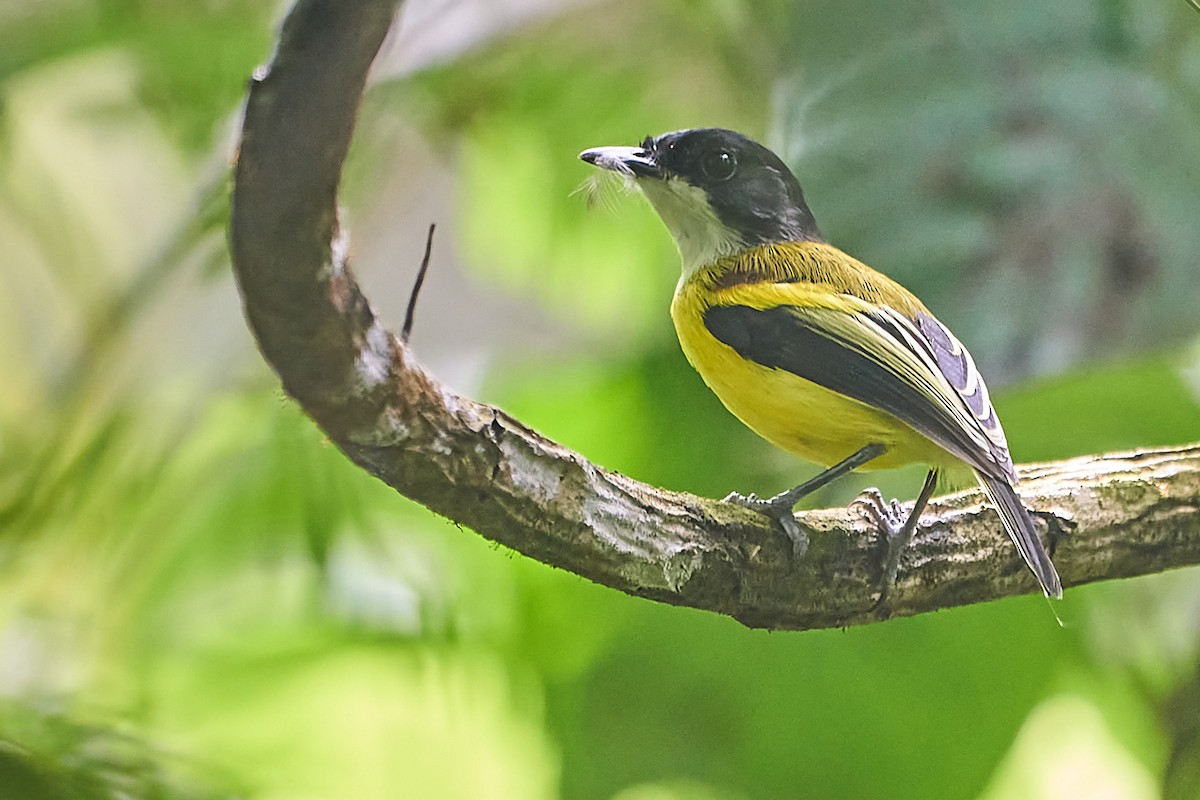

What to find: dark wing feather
left=703, top=303, right=1013, bottom=480
left=912, top=312, right=1014, bottom=478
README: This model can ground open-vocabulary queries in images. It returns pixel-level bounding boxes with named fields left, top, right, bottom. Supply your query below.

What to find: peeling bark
left=229, top=0, right=1200, bottom=631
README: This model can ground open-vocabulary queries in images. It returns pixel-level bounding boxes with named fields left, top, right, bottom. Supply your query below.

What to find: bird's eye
left=701, top=149, right=737, bottom=181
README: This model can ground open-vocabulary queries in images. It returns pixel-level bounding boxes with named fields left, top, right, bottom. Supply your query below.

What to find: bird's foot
left=852, top=488, right=915, bottom=612
left=723, top=490, right=809, bottom=559
left=1030, top=508, right=1077, bottom=558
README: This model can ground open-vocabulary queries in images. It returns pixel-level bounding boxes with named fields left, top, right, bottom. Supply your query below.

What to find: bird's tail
left=976, top=473, right=1062, bottom=599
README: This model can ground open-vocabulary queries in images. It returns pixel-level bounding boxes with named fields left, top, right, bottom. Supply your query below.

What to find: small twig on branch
left=229, top=0, right=1200, bottom=632
left=401, top=222, right=436, bottom=345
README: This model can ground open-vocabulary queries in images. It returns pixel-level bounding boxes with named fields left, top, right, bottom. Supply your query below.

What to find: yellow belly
left=670, top=279, right=952, bottom=472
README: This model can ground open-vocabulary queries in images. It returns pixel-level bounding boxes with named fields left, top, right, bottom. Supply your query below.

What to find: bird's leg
left=854, top=468, right=939, bottom=610
left=724, top=443, right=886, bottom=559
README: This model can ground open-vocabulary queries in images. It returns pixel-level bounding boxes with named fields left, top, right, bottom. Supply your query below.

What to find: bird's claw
left=852, top=487, right=911, bottom=613
left=723, top=491, right=809, bottom=560
left=852, top=488, right=905, bottom=537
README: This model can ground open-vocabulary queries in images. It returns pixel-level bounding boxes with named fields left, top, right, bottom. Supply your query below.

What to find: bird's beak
left=579, top=145, right=660, bottom=178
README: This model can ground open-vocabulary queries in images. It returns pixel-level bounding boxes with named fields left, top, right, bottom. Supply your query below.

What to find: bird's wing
left=703, top=298, right=1016, bottom=481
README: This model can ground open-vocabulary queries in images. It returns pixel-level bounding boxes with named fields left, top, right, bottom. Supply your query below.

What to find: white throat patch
left=637, top=177, right=743, bottom=278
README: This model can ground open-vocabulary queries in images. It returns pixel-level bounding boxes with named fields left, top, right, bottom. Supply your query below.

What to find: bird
left=579, top=127, right=1062, bottom=603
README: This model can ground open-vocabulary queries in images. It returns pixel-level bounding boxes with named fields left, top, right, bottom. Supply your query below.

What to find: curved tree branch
left=229, top=0, right=1200, bottom=631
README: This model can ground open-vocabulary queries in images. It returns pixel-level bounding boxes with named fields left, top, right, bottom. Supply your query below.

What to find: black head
left=582, top=128, right=822, bottom=249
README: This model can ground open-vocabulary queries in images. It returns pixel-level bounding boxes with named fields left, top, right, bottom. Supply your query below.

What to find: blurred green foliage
left=1, top=1, right=1199, bottom=799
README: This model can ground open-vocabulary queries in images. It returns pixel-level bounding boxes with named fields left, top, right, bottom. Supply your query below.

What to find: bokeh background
left=2, top=0, right=1200, bottom=797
